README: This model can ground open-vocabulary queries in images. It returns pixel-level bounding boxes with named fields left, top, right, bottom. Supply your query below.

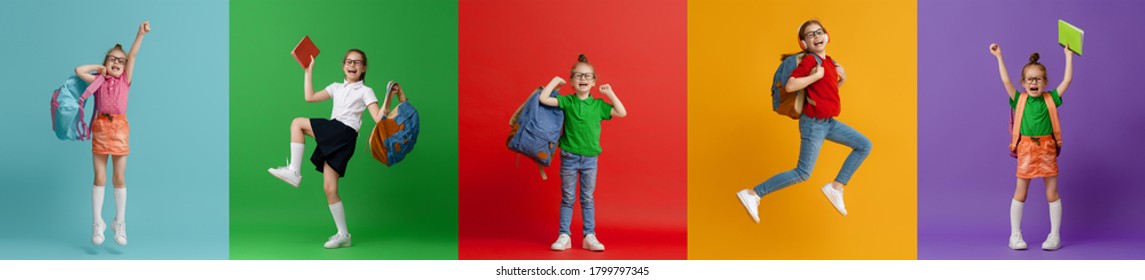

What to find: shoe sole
left=551, top=243, right=571, bottom=251
left=1010, top=245, right=1028, bottom=250
left=268, top=169, right=301, bottom=188
left=582, top=244, right=605, bottom=252
left=821, top=187, right=848, bottom=216
left=325, top=241, right=352, bottom=249
left=736, top=192, right=760, bottom=224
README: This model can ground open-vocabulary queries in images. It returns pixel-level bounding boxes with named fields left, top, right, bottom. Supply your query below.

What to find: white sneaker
left=821, top=184, right=848, bottom=216
left=1009, top=232, right=1027, bottom=250
left=324, top=233, right=352, bottom=249
left=582, top=234, right=606, bottom=252
left=92, top=220, right=106, bottom=245
left=268, top=163, right=301, bottom=187
left=736, top=189, right=761, bottom=223
left=1042, top=233, right=1061, bottom=251
left=112, top=218, right=127, bottom=246
left=550, top=233, right=571, bottom=251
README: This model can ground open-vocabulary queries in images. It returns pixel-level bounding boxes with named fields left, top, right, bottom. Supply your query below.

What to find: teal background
left=0, top=0, right=229, bottom=259
left=228, top=0, right=459, bottom=259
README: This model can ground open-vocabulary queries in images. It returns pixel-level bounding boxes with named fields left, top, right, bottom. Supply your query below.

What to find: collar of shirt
left=343, top=79, right=364, bottom=90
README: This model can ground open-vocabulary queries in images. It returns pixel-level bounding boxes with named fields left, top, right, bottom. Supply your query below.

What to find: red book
left=291, top=35, right=320, bottom=69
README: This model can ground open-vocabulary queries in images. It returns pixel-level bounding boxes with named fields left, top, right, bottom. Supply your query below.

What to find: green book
left=1058, top=19, right=1083, bottom=56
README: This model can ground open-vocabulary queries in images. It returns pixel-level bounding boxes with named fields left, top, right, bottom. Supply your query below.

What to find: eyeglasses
left=804, top=28, right=826, bottom=39
left=572, top=72, right=596, bottom=80
left=344, top=59, right=364, bottom=66
left=1024, top=77, right=1046, bottom=84
left=105, top=56, right=127, bottom=65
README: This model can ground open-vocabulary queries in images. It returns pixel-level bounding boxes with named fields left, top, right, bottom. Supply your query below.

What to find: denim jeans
left=559, top=150, right=598, bottom=235
left=753, top=115, right=872, bottom=196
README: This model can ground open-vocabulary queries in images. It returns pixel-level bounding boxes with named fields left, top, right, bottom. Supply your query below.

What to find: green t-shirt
left=1009, top=90, right=1063, bottom=136
left=557, top=94, right=614, bottom=156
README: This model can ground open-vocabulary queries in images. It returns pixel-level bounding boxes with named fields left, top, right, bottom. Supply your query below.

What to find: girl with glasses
left=988, top=43, right=1075, bottom=251
left=74, top=21, right=150, bottom=247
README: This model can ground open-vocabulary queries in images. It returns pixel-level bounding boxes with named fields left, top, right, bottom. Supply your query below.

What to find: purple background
left=919, top=0, right=1145, bottom=259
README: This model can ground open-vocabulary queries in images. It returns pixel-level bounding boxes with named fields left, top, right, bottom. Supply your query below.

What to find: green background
left=229, top=0, right=458, bottom=259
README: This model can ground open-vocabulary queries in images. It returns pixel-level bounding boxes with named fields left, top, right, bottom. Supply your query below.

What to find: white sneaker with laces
left=324, top=233, right=352, bottom=249
left=582, top=234, right=606, bottom=251
left=92, top=220, right=106, bottom=245
left=821, top=184, right=848, bottom=216
left=736, top=189, right=761, bottom=223
left=1042, top=233, right=1061, bottom=251
left=1009, top=232, right=1028, bottom=250
left=550, top=233, right=571, bottom=251
left=112, top=218, right=127, bottom=246
left=268, top=162, right=301, bottom=187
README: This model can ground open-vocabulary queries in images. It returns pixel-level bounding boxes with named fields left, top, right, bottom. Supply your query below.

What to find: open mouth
left=577, top=82, right=589, bottom=88
left=813, top=40, right=824, bottom=47
left=111, top=66, right=121, bottom=72
left=347, top=69, right=358, bottom=75
left=1030, top=86, right=1040, bottom=92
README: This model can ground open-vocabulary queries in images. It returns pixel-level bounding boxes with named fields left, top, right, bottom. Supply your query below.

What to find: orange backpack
left=1010, top=92, right=1061, bottom=157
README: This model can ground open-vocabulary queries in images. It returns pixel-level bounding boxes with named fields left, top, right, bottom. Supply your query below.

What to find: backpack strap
left=1010, top=93, right=1029, bottom=153
left=804, top=54, right=824, bottom=107
left=78, top=75, right=106, bottom=141
left=1043, top=93, right=1063, bottom=151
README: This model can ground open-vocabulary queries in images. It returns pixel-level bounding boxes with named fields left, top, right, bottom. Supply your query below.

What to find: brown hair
left=780, top=19, right=828, bottom=61
left=569, top=53, right=595, bottom=78
left=104, top=44, right=125, bottom=63
left=345, top=49, right=368, bottom=81
left=1021, top=52, right=1046, bottom=82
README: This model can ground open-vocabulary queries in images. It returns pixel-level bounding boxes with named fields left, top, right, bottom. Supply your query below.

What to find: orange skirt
left=1016, top=135, right=1057, bottom=179
left=91, top=114, right=130, bottom=155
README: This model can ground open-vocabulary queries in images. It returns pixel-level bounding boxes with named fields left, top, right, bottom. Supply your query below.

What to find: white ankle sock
left=290, top=143, right=305, bottom=172
left=114, top=187, right=127, bottom=222
left=329, top=201, right=348, bottom=235
left=1049, top=199, right=1062, bottom=235
left=1010, top=199, right=1024, bottom=234
left=92, top=185, right=105, bottom=222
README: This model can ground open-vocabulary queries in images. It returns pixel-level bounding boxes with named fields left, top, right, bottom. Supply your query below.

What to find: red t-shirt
left=790, top=53, right=840, bottom=119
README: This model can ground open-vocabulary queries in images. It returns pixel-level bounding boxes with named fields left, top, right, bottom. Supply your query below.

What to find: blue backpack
left=50, top=75, right=102, bottom=141
left=507, top=87, right=564, bottom=167
left=771, top=52, right=822, bottom=119
left=368, top=81, right=420, bottom=167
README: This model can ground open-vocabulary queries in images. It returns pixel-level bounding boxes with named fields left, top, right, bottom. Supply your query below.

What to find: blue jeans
left=753, top=115, right=872, bottom=196
left=559, top=150, right=598, bottom=235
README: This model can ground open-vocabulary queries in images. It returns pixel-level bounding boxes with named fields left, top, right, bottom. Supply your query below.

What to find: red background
left=458, top=0, right=687, bottom=260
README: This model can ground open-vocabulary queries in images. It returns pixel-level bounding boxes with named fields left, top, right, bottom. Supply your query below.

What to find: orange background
left=687, top=0, right=918, bottom=259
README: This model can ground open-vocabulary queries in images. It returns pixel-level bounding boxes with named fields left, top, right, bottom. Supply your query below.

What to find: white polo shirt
left=324, top=80, right=379, bottom=132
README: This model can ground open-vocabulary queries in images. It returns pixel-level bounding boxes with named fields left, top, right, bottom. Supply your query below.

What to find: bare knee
left=93, top=175, right=107, bottom=187
left=291, top=117, right=309, bottom=129
left=112, top=175, right=126, bottom=188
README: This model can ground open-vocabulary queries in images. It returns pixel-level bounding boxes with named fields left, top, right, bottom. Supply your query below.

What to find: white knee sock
left=1049, top=199, right=1062, bottom=236
left=329, top=201, right=348, bottom=235
left=114, top=187, right=127, bottom=222
left=290, top=143, right=305, bottom=172
left=1010, top=199, right=1024, bottom=234
left=92, top=185, right=105, bottom=222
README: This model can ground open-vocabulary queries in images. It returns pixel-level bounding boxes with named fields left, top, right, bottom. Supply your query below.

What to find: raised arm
left=1056, top=44, right=1074, bottom=97
left=989, top=44, right=1018, bottom=100
left=538, top=76, right=564, bottom=107
left=599, top=84, right=626, bottom=118
left=75, top=65, right=105, bottom=83
left=123, top=21, right=149, bottom=85
left=303, top=56, right=331, bottom=102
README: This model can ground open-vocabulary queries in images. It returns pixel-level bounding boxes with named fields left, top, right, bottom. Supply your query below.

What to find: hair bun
left=1029, top=52, right=1040, bottom=63
left=577, top=53, right=589, bottom=63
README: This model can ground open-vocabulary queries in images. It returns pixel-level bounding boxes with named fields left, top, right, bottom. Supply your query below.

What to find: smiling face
left=103, top=49, right=127, bottom=77
left=343, top=50, right=367, bottom=82
left=1022, top=66, right=1047, bottom=96
left=801, top=23, right=828, bottom=53
left=570, top=63, right=596, bottom=94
